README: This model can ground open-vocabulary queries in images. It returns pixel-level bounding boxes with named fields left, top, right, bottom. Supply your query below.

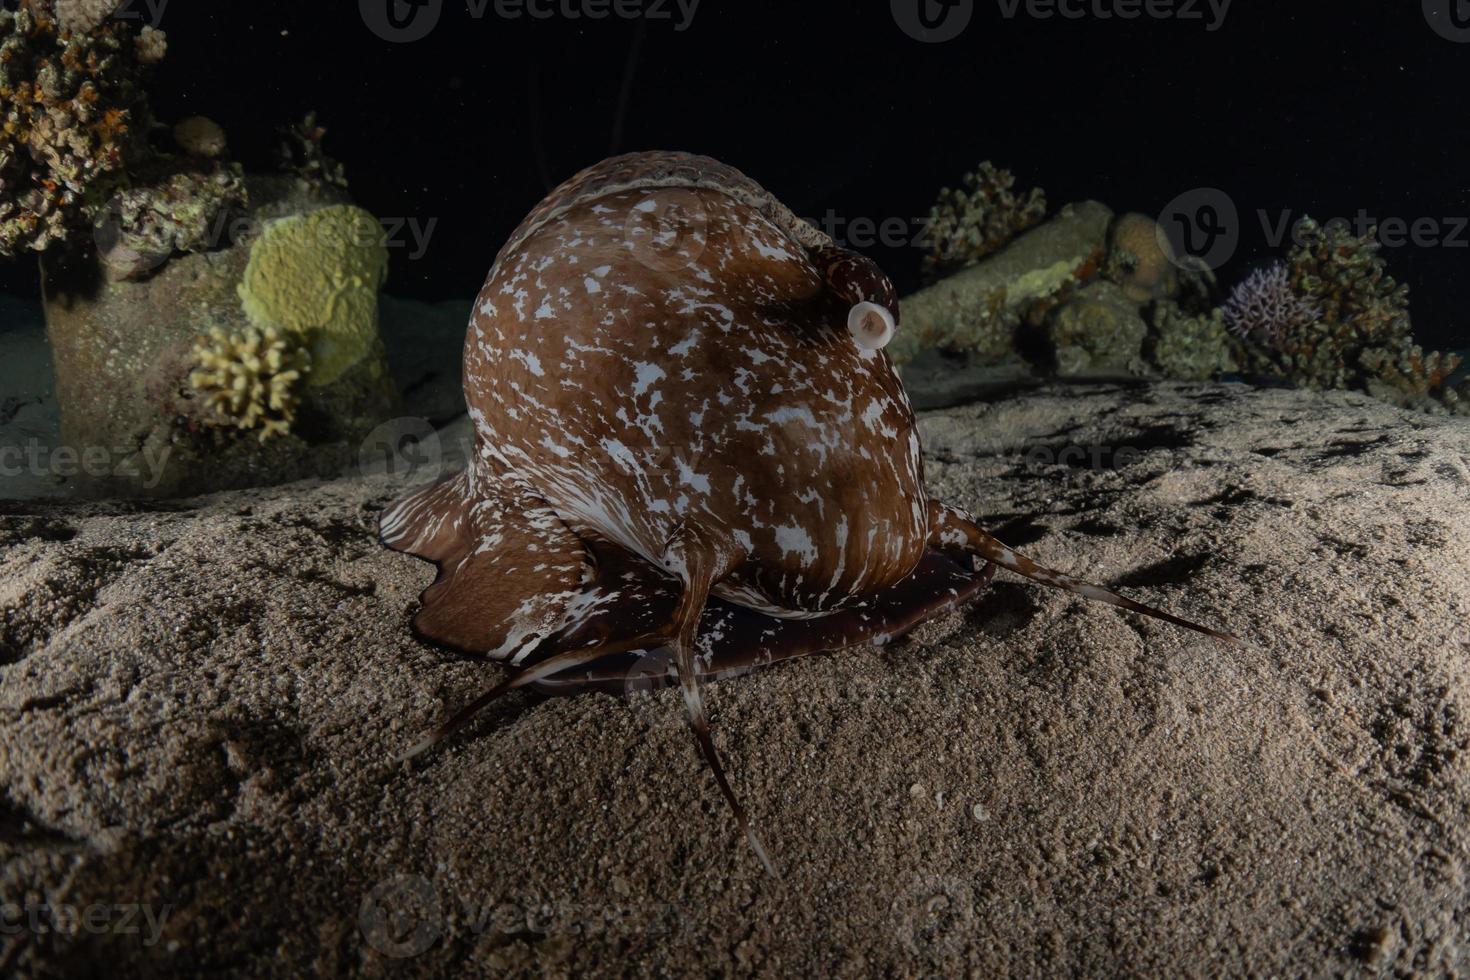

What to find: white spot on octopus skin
left=632, top=362, right=665, bottom=396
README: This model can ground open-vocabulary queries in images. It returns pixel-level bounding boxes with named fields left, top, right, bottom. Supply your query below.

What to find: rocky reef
left=1227, top=219, right=1467, bottom=415
left=898, top=178, right=1463, bottom=416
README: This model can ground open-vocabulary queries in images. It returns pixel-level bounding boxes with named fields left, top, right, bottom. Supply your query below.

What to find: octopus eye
left=847, top=301, right=896, bottom=351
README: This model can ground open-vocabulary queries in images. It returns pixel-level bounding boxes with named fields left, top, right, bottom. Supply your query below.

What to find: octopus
left=380, top=151, right=1233, bottom=872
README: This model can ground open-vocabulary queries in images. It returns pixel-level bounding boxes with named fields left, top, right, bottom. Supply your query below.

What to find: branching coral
left=189, top=325, right=312, bottom=442
left=921, top=162, right=1046, bottom=283
left=0, top=0, right=162, bottom=256
left=1221, top=262, right=1321, bottom=348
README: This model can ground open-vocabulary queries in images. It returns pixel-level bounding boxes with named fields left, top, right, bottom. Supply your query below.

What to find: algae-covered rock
left=238, top=204, right=389, bottom=385
left=1044, top=281, right=1148, bottom=377
left=893, top=200, right=1113, bottom=365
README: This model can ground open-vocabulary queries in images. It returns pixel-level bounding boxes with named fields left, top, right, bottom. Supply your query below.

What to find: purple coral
left=1221, top=262, right=1321, bottom=349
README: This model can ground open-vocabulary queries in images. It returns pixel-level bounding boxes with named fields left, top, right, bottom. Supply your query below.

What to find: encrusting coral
left=0, top=0, right=161, bottom=256
left=189, top=325, right=312, bottom=442
left=921, top=161, right=1046, bottom=283
left=1144, top=302, right=1238, bottom=382
left=237, top=204, right=389, bottom=386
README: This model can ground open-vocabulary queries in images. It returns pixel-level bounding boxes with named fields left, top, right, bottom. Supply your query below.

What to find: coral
left=894, top=201, right=1111, bottom=365
left=94, top=164, right=247, bottom=279
left=277, top=112, right=348, bottom=192
left=1044, top=281, right=1148, bottom=377
left=55, top=0, right=119, bottom=34
left=134, top=23, right=164, bottom=62
left=1221, top=262, right=1321, bottom=348
left=237, top=204, right=389, bottom=385
left=0, top=0, right=162, bottom=256
left=1144, top=302, right=1238, bottom=381
left=1105, top=213, right=1179, bottom=304
left=173, top=116, right=227, bottom=158
left=189, top=325, right=311, bottom=441
left=921, top=161, right=1046, bottom=283
left=1224, top=218, right=1466, bottom=413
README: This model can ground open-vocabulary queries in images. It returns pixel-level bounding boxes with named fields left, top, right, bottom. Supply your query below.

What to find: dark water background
left=2, top=0, right=1465, bottom=350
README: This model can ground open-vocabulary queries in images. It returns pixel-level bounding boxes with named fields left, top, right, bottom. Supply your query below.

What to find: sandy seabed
left=2, top=374, right=1469, bottom=977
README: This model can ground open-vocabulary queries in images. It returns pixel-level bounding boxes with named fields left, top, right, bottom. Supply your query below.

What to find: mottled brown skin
left=381, top=152, right=1234, bottom=872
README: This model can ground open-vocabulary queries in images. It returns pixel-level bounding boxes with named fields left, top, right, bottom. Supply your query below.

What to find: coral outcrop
left=189, top=324, right=311, bottom=441
left=94, top=165, right=248, bottom=280
left=1044, top=281, right=1148, bottom=377
left=1228, top=219, right=1467, bottom=413
left=0, top=0, right=160, bottom=256
left=1144, top=303, right=1238, bottom=382
left=921, top=161, right=1046, bottom=284
left=895, top=200, right=1111, bottom=365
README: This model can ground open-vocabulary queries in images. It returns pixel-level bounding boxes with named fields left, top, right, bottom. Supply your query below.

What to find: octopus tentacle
left=662, top=523, right=776, bottom=876
left=399, top=627, right=676, bottom=762
left=928, top=502, right=1238, bottom=643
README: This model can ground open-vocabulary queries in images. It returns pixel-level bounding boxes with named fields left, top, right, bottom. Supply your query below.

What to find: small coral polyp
left=190, top=325, right=311, bottom=442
